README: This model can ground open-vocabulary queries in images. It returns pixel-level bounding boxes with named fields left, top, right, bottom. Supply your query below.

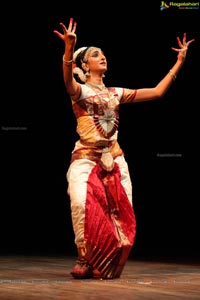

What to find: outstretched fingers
left=186, top=38, right=195, bottom=47
left=68, top=17, right=77, bottom=33
left=53, top=22, right=67, bottom=39
left=53, top=17, right=77, bottom=41
left=171, top=32, right=195, bottom=53
left=61, top=18, right=77, bottom=35
left=173, top=33, right=187, bottom=51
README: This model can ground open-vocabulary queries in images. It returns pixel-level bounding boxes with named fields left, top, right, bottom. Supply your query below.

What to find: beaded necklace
left=85, top=82, right=106, bottom=91
left=85, top=82, right=110, bottom=102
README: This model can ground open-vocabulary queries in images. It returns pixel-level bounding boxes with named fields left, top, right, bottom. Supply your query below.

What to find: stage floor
left=0, top=255, right=199, bottom=300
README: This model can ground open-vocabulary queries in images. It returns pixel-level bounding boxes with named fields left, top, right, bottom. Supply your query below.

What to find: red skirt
left=84, top=162, right=136, bottom=279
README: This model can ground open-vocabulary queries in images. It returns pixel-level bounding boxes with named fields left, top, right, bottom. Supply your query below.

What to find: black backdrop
left=1, top=1, right=199, bottom=260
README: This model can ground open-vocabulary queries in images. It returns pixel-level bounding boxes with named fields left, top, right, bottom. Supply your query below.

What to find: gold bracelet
left=169, top=69, right=176, bottom=81
left=63, top=56, right=73, bottom=66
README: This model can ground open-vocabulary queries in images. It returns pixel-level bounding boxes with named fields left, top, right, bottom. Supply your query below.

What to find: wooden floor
left=0, top=255, right=199, bottom=300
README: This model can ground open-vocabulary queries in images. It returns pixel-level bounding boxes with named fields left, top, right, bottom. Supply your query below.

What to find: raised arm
left=53, top=18, right=80, bottom=98
left=134, top=33, right=195, bottom=102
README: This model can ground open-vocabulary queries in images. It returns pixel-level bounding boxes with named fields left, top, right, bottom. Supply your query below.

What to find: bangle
left=169, top=69, right=176, bottom=81
left=63, top=56, right=73, bottom=66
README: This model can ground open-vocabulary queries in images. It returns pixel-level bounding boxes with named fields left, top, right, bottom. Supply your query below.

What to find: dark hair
left=75, top=47, right=91, bottom=69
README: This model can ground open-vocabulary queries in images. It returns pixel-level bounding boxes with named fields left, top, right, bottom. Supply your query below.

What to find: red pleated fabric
left=84, top=162, right=136, bottom=279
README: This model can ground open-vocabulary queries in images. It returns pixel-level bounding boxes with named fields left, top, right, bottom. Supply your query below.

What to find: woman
left=53, top=17, right=194, bottom=279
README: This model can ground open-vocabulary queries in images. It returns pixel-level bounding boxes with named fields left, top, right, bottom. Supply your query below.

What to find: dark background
left=1, top=1, right=199, bottom=260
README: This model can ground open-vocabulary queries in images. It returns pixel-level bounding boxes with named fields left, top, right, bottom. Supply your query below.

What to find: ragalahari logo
left=160, top=1, right=170, bottom=10
left=160, top=1, right=199, bottom=10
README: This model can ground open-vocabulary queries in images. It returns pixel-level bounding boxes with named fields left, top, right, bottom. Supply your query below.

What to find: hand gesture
left=171, top=33, right=195, bottom=61
left=53, top=17, right=77, bottom=46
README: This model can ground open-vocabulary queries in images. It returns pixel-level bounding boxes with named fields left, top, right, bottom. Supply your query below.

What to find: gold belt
left=80, top=140, right=115, bottom=149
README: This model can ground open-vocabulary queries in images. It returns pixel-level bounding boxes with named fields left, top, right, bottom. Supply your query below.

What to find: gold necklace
left=85, top=82, right=106, bottom=91
left=86, top=82, right=111, bottom=102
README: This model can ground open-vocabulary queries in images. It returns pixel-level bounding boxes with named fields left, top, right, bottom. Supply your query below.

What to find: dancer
left=53, top=17, right=194, bottom=279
